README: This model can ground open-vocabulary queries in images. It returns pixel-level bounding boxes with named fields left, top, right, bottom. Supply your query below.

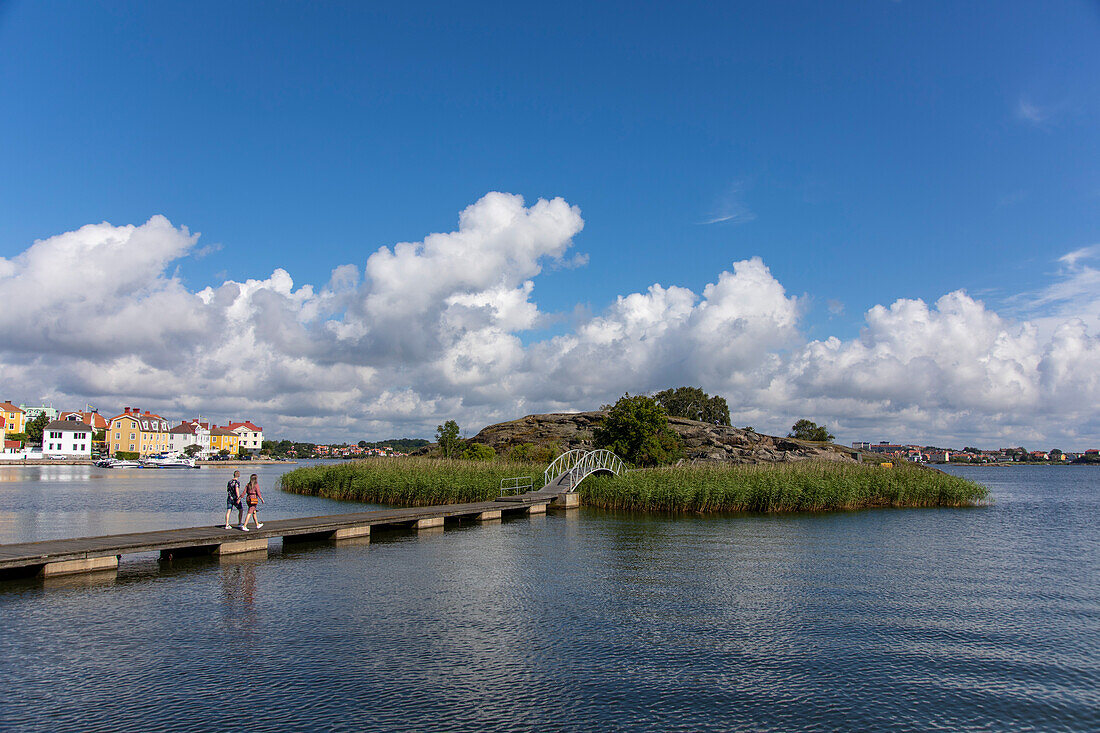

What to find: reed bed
left=279, top=457, right=544, bottom=505
left=579, top=461, right=989, bottom=512
left=281, top=457, right=988, bottom=513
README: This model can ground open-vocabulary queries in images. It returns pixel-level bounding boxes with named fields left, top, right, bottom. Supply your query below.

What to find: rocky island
left=463, top=411, right=860, bottom=465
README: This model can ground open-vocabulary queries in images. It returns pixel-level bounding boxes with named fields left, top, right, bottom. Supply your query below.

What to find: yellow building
left=209, top=426, right=241, bottom=455
left=1, top=401, right=26, bottom=435
left=107, top=407, right=173, bottom=456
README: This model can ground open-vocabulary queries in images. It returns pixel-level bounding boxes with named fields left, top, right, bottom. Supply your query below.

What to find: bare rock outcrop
left=463, top=411, right=857, bottom=465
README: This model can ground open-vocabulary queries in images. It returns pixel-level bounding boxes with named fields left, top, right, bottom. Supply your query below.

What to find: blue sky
left=1, top=2, right=1098, bottom=447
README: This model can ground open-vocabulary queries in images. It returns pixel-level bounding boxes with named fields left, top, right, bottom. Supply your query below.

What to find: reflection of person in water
left=220, top=564, right=258, bottom=628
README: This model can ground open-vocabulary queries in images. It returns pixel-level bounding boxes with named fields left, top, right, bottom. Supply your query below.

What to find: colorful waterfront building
left=168, top=421, right=211, bottom=456
left=42, top=419, right=92, bottom=457
left=20, top=403, right=58, bottom=423
left=1, top=401, right=25, bottom=436
left=106, top=407, right=173, bottom=456
left=209, top=426, right=240, bottom=455
left=226, top=421, right=264, bottom=455
left=59, top=409, right=109, bottom=453
left=59, top=409, right=109, bottom=432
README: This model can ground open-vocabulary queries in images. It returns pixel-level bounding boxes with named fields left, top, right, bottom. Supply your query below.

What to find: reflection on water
left=0, top=466, right=1096, bottom=732
left=219, top=562, right=259, bottom=634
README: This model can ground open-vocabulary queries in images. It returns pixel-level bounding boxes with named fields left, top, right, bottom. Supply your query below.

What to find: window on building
left=130, top=433, right=135, bottom=440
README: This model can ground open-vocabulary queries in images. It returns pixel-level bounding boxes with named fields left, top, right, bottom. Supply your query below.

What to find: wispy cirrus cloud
left=701, top=181, right=756, bottom=225
left=1016, top=96, right=1048, bottom=125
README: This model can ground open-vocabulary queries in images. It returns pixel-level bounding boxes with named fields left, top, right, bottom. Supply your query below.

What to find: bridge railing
left=500, top=476, right=533, bottom=496
left=544, top=448, right=626, bottom=492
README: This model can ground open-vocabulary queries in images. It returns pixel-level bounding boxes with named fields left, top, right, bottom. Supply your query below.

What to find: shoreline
left=0, top=458, right=296, bottom=467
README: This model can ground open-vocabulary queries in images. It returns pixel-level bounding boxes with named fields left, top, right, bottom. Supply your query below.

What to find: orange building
left=60, top=410, right=109, bottom=452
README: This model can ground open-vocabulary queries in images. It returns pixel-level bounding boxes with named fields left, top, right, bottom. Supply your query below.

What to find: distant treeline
left=355, top=438, right=430, bottom=451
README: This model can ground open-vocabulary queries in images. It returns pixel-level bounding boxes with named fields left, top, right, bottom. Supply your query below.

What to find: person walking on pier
left=240, top=473, right=264, bottom=530
left=224, top=470, right=244, bottom=529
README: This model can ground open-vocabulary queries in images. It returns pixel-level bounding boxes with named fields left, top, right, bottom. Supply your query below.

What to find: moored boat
left=104, top=459, right=143, bottom=468
left=141, top=454, right=199, bottom=469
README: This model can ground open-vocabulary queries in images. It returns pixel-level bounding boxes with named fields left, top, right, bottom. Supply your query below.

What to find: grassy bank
left=281, top=457, right=988, bottom=512
left=580, top=461, right=988, bottom=512
left=279, top=457, right=544, bottom=505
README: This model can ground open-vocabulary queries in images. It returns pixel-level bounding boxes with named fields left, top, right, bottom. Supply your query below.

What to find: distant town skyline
left=1, top=2, right=1098, bottom=448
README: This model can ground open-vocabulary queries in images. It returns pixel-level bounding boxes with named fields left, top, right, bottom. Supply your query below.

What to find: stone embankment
left=465, top=411, right=858, bottom=465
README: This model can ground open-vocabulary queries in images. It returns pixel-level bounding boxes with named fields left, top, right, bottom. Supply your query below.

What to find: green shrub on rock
left=594, top=393, right=684, bottom=467
left=461, top=443, right=496, bottom=461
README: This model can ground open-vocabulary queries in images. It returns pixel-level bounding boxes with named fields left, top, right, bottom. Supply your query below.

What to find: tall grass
left=280, top=457, right=988, bottom=513
left=279, top=457, right=544, bottom=505
left=579, top=461, right=989, bottom=512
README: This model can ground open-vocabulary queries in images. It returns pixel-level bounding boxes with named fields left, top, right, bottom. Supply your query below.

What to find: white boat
left=104, top=459, right=143, bottom=468
left=141, top=454, right=199, bottom=469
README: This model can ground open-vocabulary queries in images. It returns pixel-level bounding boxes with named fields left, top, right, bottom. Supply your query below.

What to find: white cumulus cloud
left=1, top=193, right=1098, bottom=449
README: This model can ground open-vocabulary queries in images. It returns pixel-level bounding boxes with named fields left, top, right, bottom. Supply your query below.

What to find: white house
left=41, top=419, right=92, bottom=457
left=227, top=421, right=264, bottom=455
left=168, top=421, right=211, bottom=456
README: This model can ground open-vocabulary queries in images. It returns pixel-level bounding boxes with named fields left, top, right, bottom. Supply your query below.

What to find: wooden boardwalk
left=0, top=489, right=569, bottom=580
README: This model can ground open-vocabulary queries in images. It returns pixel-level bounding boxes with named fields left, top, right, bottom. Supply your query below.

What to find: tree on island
left=652, top=386, right=731, bottom=425
left=26, top=413, right=49, bottom=444
left=788, top=419, right=834, bottom=443
left=594, top=393, right=684, bottom=467
left=358, top=440, right=368, bottom=448
left=436, top=420, right=461, bottom=458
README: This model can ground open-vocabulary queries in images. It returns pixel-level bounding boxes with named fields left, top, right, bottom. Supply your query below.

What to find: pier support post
left=413, top=516, right=444, bottom=530
left=41, top=555, right=118, bottom=577
left=551, top=492, right=580, bottom=509
left=214, top=538, right=269, bottom=556
left=474, top=510, right=501, bottom=522
left=332, top=524, right=371, bottom=540
left=526, top=503, right=547, bottom=515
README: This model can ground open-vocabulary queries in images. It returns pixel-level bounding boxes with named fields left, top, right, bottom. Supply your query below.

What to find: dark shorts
left=227, top=496, right=243, bottom=510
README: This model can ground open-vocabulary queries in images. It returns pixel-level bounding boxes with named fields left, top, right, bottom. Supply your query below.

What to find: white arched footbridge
left=542, top=449, right=626, bottom=492
left=496, top=448, right=626, bottom=506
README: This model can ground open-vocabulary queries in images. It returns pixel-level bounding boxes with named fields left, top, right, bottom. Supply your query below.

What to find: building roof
left=59, top=410, right=108, bottom=429
left=169, top=422, right=209, bottom=435
left=210, top=427, right=237, bottom=437
left=107, top=408, right=171, bottom=431
left=43, top=419, right=88, bottom=432
left=0, top=402, right=24, bottom=413
left=226, top=421, right=263, bottom=432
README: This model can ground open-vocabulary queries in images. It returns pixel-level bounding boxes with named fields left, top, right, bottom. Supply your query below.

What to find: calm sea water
left=0, top=463, right=1096, bottom=731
